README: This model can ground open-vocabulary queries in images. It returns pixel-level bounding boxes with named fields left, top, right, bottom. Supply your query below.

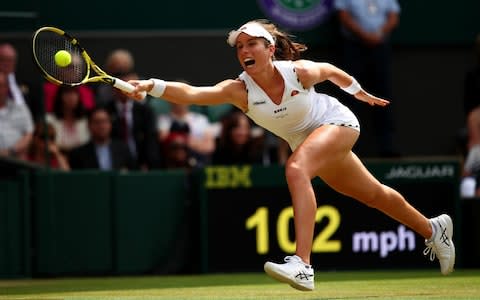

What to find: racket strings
left=34, top=30, right=88, bottom=84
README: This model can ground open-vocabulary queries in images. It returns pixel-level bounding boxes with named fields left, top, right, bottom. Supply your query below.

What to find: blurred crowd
left=2, top=19, right=478, bottom=198
left=460, top=33, right=480, bottom=198
left=0, top=43, right=290, bottom=173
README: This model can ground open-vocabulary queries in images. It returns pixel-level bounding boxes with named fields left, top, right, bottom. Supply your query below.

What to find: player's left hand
left=354, top=90, right=390, bottom=107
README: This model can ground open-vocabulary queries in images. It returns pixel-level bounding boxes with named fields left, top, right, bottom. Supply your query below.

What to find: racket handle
left=113, top=78, right=147, bottom=98
left=113, top=78, right=135, bottom=92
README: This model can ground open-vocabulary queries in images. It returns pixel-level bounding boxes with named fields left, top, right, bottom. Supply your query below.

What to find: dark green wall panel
left=33, top=171, right=113, bottom=275
left=0, top=180, right=26, bottom=277
left=1, top=0, right=479, bottom=44
left=114, top=171, right=189, bottom=273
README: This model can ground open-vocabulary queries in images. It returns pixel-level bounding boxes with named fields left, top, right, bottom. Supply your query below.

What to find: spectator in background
left=212, top=110, right=264, bottom=165
left=157, top=99, right=216, bottom=167
left=68, top=107, right=135, bottom=171
left=104, top=72, right=160, bottom=170
left=460, top=34, right=480, bottom=197
left=461, top=143, right=480, bottom=197
left=26, top=121, right=70, bottom=171
left=46, top=86, right=90, bottom=155
left=162, top=132, right=195, bottom=170
left=463, top=34, right=480, bottom=152
left=464, top=34, right=480, bottom=115
left=334, top=0, right=400, bottom=157
left=43, top=82, right=95, bottom=114
left=0, top=43, right=41, bottom=121
left=0, top=71, right=33, bottom=160
left=96, top=49, right=135, bottom=107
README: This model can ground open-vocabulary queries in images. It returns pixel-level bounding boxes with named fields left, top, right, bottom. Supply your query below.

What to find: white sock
left=294, top=255, right=311, bottom=267
left=429, top=220, right=437, bottom=240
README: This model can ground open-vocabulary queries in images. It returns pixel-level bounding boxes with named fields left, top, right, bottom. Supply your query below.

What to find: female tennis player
left=128, top=19, right=455, bottom=291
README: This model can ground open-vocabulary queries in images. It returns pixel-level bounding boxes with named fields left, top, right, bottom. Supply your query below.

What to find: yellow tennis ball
left=54, top=50, right=72, bottom=67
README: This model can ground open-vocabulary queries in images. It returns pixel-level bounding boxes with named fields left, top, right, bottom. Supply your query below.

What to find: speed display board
left=200, top=159, right=459, bottom=272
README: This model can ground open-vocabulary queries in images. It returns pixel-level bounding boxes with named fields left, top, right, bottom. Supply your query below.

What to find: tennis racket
left=32, top=26, right=142, bottom=94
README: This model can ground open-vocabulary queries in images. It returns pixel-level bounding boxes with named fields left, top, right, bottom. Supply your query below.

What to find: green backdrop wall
left=1, top=0, right=479, bottom=45
left=2, top=157, right=475, bottom=279
left=31, top=169, right=191, bottom=277
left=0, top=174, right=30, bottom=278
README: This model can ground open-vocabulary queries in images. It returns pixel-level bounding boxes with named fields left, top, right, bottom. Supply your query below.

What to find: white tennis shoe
left=264, top=255, right=314, bottom=291
left=423, top=214, right=455, bottom=275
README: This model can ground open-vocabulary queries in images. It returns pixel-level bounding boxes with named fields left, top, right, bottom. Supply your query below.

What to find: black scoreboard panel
left=201, top=161, right=459, bottom=272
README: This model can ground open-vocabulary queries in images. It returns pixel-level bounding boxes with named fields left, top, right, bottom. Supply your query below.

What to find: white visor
left=227, top=22, right=275, bottom=47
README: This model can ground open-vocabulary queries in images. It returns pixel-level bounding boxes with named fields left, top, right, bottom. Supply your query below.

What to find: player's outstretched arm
left=295, top=60, right=390, bottom=107
left=128, top=78, right=246, bottom=109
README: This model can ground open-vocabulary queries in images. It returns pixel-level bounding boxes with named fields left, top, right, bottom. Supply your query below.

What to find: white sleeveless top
left=240, top=60, right=360, bottom=151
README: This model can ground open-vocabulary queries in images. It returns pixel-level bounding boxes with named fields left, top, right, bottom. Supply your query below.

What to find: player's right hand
left=126, top=79, right=153, bottom=101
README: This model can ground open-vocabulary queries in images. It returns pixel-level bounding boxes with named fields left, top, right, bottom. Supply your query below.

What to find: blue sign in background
left=257, top=0, right=334, bottom=30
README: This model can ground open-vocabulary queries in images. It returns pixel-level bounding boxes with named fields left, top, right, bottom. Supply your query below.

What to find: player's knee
left=285, top=159, right=308, bottom=183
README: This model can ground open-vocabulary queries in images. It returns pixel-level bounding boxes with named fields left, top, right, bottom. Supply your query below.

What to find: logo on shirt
left=253, top=100, right=266, bottom=105
left=274, top=106, right=288, bottom=119
left=274, top=107, right=287, bottom=114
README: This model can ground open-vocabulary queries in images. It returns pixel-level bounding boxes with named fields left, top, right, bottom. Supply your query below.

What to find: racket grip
left=113, top=78, right=147, bottom=98
left=113, top=78, right=135, bottom=92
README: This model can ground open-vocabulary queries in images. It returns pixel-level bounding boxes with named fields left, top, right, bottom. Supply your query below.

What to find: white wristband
left=148, top=79, right=167, bottom=97
left=341, top=77, right=362, bottom=95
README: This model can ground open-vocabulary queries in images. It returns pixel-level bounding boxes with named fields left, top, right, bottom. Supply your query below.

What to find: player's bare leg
left=264, top=125, right=357, bottom=291
left=319, top=144, right=454, bottom=274
left=318, top=151, right=432, bottom=238
left=287, top=125, right=359, bottom=262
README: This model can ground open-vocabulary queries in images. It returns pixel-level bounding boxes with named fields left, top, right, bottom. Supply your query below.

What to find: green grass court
left=1, top=269, right=479, bottom=299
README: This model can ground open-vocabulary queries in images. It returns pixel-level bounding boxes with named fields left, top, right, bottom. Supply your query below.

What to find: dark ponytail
left=254, top=19, right=308, bottom=61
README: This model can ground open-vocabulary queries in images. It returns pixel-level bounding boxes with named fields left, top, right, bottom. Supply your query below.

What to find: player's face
left=235, top=33, right=274, bottom=73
